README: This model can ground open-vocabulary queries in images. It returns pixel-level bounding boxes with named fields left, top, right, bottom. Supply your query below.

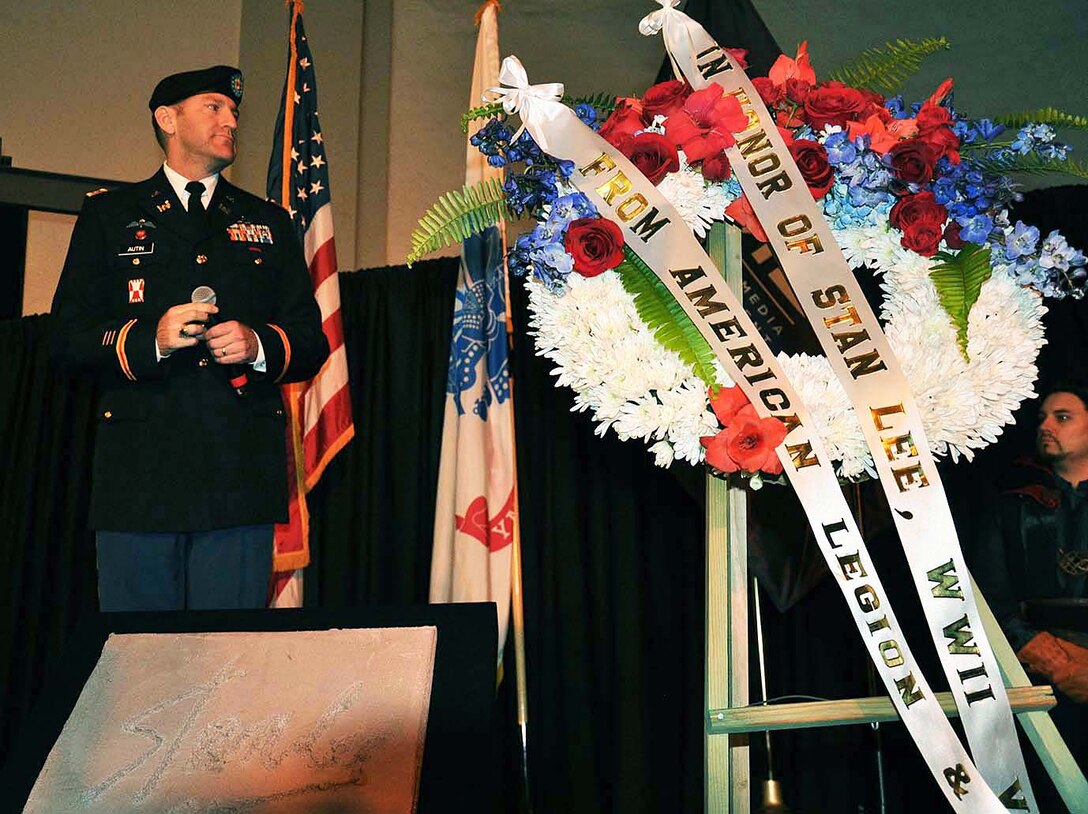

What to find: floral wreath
left=410, top=39, right=1087, bottom=483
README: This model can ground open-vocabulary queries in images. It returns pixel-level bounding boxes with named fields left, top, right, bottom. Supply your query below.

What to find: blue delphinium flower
left=885, top=95, right=909, bottom=119
left=574, top=103, right=598, bottom=129
left=547, top=192, right=595, bottom=227
left=506, top=232, right=534, bottom=278
left=1010, top=124, right=1057, bottom=155
left=1004, top=221, right=1040, bottom=260
left=1039, top=230, right=1087, bottom=270
left=974, top=118, right=1005, bottom=142
left=957, top=214, right=994, bottom=245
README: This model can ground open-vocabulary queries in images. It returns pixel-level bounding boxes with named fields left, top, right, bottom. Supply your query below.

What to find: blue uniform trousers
left=96, top=525, right=274, bottom=611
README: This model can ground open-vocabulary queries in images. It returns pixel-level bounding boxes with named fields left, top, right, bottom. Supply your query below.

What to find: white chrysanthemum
left=655, top=153, right=731, bottom=238
left=526, top=205, right=1046, bottom=476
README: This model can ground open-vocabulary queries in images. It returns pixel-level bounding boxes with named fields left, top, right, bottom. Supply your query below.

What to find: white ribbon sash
left=499, top=51, right=1016, bottom=812
left=641, top=4, right=1034, bottom=810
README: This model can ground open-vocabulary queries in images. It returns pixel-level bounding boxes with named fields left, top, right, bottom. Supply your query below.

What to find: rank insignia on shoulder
left=128, top=279, right=145, bottom=303
left=86, top=187, right=109, bottom=198
left=227, top=222, right=274, bottom=245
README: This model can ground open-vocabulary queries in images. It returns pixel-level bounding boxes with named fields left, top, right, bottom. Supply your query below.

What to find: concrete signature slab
left=25, top=627, right=437, bottom=813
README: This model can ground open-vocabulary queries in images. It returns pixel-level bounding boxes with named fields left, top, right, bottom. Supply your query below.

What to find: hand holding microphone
left=191, top=286, right=257, bottom=396
left=155, top=296, right=218, bottom=355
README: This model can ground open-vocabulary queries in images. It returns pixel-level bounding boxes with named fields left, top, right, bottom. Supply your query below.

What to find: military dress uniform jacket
left=51, top=169, right=329, bottom=532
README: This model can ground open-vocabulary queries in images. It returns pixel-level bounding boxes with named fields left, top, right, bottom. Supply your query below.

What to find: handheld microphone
left=191, top=286, right=248, bottom=397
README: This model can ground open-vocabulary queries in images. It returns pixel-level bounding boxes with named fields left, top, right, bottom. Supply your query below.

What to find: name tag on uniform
left=227, top=222, right=274, bottom=245
left=118, top=243, right=155, bottom=257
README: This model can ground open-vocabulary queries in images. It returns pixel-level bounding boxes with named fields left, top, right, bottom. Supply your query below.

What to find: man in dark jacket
left=972, top=380, right=1088, bottom=782
left=50, top=66, right=329, bottom=611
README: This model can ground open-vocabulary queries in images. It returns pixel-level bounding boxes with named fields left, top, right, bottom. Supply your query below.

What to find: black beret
left=148, top=65, right=244, bottom=110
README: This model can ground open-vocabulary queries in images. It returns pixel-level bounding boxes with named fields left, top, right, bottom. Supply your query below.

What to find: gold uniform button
left=198, top=358, right=209, bottom=367
left=196, top=254, right=208, bottom=264
left=254, top=257, right=262, bottom=265
left=131, top=258, right=140, bottom=266
left=103, top=410, right=112, bottom=419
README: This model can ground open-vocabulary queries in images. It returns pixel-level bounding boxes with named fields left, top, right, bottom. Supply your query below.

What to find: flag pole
left=503, top=234, right=533, bottom=813
left=476, top=2, right=530, bottom=803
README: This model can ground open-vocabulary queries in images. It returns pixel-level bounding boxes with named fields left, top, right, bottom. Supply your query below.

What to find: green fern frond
left=406, top=178, right=510, bottom=266
left=827, top=37, right=950, bottom=94
left=563, top=93, right=619, bottom=115
left=615, top=248, right=720, bottom=388
left=969, top=152, right=1088, bottom=180
left=994, top=107, right=1088, bottom=132
left=929, top=243, right=993, bottom=363
left=460, top=103, right=506, bottom=133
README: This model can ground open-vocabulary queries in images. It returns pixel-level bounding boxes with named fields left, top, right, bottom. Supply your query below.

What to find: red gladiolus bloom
left=701, top=405, right=788, bottom=474
left=708, top=385, right=751, bottom=426
left=663, top=85, right=749, bottom=162
left=725, top=194, right=768, bottom=243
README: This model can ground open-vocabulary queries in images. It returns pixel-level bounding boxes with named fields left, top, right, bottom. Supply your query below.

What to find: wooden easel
left=703, top=223, right=1088, bottom=813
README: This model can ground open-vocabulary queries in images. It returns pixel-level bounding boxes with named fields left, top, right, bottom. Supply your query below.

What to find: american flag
left=266, top=0, right=354, bottom=604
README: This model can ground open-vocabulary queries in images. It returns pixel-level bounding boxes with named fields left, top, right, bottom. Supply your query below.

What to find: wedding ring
left=179, top=327, right=189, bottom=338
left=220, top=348, right=227, bottom=357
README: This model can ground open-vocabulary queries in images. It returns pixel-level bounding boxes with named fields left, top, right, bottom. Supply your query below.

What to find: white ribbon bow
left=486, top=56, right=566, bottom=149
left=638, top=0, right=682, bottom=36
left=638, top=1, right=700, bottom=86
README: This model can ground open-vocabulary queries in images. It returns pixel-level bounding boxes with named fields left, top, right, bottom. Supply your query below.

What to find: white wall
left=4, top=0, right=242, bottom=181
left=3, top=0, right=242, bottom=315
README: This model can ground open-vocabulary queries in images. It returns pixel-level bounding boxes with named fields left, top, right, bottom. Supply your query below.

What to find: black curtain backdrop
left=0, top=315, right=98, bottom=763
left=1, top=184, right=1084, bottom=812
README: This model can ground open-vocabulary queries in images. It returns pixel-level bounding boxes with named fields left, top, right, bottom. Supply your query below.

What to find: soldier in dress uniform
left=50, top=65, right=329, bottom=611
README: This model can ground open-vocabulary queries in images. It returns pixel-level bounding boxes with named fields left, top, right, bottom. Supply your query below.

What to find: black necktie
left=185, top=180, right=206, bottom=226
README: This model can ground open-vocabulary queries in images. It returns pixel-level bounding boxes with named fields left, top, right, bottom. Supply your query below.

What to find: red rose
left=664, top=85, right=749, bottom=162
left=889, top=191, right=947, bottom=257
left=900, top=222, right=945, bottom=257
left=564, top=217, right=625, bottom=277
left=598, top=98, right=646, bottom=151
left=857, top=87, right=888, bottom=119
left=700, top=152, right=732, bottom=182
left=784, top=77, right=813, bottom=106
left=943, top=220, right=965, bottom=250
left=886, top=138, right=938, bottom=184
left=641, top=80, right=691, bottom=120
left=621, top=132, right=680, bottom=185
left=751, top=76, right=784, bottom=106
left=803, top=81, right=881, bottom=131
left=701, top=404, right=788, bottom=474
left=788, top=139, right=833, bottom=199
